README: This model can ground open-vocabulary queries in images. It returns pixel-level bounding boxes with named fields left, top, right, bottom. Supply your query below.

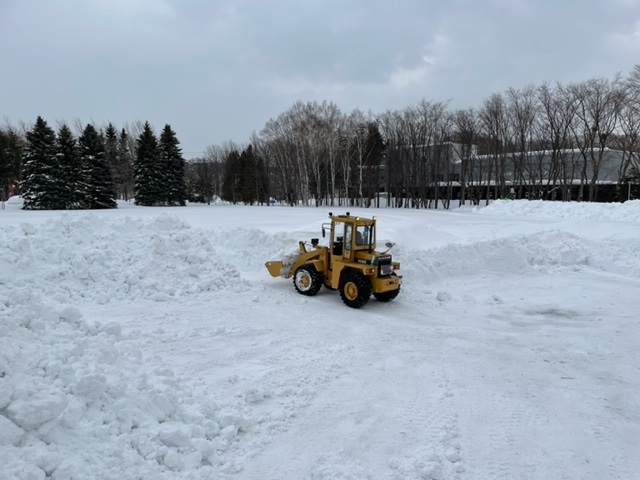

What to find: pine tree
left=134, top=122, right=164, bottom=206
left=2, top=128, right=24, bottom=199
left=256, top=156, right=269, bottom=205
left=221, top=150, right=241, bottom=203
left=159, top=124, right=188, bottom=206
left=117, top=129, right=134, bottom=200
left=56, top=124, right=81, bottom=208
left=3, top=128, right=24, bottom=197
left=78, top=124, right=117, bottom=209
left=364, top=122, right=386, bottom=164
left=363, top=122, right=386, bottom=206
left=0, top=130, right=10, bottom=200
left=104, top=123, right=119, bottom=195
left=239, top=145, right=257, bottom=204
left=21, top=116, right=65, bottom=210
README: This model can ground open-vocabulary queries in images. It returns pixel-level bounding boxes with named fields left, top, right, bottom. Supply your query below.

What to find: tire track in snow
left=235, top=319, right=465, bottom=480
left=581, top=403, right=636, bottom=479
left=386, top=366, right=464, bottom=480
left=234, top=349, right=372, bottom=479
left=483, top=394, right=543, bottom=479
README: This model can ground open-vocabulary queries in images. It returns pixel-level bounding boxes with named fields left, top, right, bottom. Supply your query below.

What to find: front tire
left=373, top=287, right=400, bottom=302
left=339, top=272, right=371, bottom=308
left=293, top=265, right=323, bottom=296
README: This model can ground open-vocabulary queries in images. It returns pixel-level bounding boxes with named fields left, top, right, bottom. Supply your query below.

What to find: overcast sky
left=1, top=0, right=639, bottom=158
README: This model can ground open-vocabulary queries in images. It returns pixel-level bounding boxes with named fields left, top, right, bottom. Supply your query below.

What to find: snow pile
left=4, top=195, right=24, bottom=207
left=400, top=229, right=640, bottom=290
left=208, top=227, right=303, bottom=272
left=0, top=299, right=245, bottom=479
left=0, top=214, right=256, bottom=479
left=475, top=199, right=640, bottom=221
left=0, top=213, right=248, bottom=304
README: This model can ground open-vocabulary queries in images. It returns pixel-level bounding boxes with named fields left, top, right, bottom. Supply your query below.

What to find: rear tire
left=339, top=272, right=371, bottom=308
left=293, top=265, right=323, bottom=296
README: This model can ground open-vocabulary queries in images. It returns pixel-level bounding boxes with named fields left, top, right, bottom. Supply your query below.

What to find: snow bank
left=474, top=199, right=640, bottom=222
left=0, top=214, right=255, bottom=479
left=400, top=229, right=640, bottom=292
left=4, top=195, right=24, bottom=207
left=0, top=213, right=248, bottom=304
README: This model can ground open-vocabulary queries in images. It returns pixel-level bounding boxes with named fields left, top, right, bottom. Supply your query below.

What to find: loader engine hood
left=354, top=251, right=398, bottom=277
left=354, top=251, right=392, bottom=265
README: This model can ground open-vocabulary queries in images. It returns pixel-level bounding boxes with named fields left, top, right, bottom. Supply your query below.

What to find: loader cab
left=324, top=212, right=376, bottom=263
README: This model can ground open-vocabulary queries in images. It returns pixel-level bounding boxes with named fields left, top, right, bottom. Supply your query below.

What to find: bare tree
left=570, top=76, right=624, bottom=201
left=315, top=102, right=345, bottom=206
left=479, top=93, right=510, bottom=203
left=378, top=109, right=407, bottom=208
left=535, top=83, right=580, bottom=200
left=505, top=85, right=537, bottom=198
left=344, top=109, right=371, bottom=206
left=452, top=108, right=479, bottom=206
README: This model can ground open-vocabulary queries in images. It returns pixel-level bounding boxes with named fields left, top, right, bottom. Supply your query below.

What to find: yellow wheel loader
left=265, top=212, right=402, bottom=308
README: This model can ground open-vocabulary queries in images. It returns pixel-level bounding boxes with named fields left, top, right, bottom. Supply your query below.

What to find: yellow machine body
left=265, top=213, right=402, bottom=308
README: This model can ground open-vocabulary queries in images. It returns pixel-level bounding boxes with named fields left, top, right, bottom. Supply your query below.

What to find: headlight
left=379, top=264, right=394, bottom=276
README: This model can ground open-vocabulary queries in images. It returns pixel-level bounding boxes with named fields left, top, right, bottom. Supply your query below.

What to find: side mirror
left=322, top=226, right=326, bottom=238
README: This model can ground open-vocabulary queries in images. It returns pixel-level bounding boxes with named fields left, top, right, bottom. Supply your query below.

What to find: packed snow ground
left=1, top=198, right=639, bottom=480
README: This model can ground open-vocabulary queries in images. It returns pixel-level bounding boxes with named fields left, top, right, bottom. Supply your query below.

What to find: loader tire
left=293, top=265, right=323, bottom=296
left=373, top=286, right=400, bottom=302
left=339, top=272, right=371, bottom=308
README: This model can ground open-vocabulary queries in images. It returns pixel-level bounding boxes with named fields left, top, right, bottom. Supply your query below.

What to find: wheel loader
left=265, top=212, right=402, bottom=308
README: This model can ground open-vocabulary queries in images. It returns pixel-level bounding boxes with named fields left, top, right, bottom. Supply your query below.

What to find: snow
left=1, top=200, right=639, bottom=479
left=477, top=198, right=640, bottom=222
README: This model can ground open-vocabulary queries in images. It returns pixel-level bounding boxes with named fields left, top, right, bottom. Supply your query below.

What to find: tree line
left=188, top=65, right=640, bottom=207
left=3, top=65, right=640, bottom=208
left=0, top=117, right=187, bottom=209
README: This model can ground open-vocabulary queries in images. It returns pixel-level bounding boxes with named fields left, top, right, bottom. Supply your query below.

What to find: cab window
left=355, top=225, right=372, bottom=246
left=344, top=224, right=352, bottom=251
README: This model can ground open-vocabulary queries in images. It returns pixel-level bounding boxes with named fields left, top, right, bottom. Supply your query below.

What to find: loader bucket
left=265, top=260, right=291, bottom=278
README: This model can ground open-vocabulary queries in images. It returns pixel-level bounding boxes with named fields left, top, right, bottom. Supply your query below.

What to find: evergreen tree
left=104, top=123, right=118, bottom=155
left=256, top=156, right=269, bottom=205
left=56, top=124, right=82, bottom=208
left=239, top=145, right=257, bottom=204
left=363, top=122, right=386, bottom=205
left=221, top=150, right=241, bottom=204
left=21, top=116, right=65, bottom=210
left=0, top=130, right=10, bottom=200
left=78, top=124, right=117, bottom=209
left=4, top=129, right=24, bottom=201
left=0, top=130, right=9, bottom=201
left=116, top=129, right=134, bottom=200
left=104, top=123, right=119, bottom=192
left=159, top=124, right=188, bottom=206
left=134, top=122, right=164, bottom=205
left=2, top=128, right=24, bottom=198
left=364, top=122, right=386, bottom=163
